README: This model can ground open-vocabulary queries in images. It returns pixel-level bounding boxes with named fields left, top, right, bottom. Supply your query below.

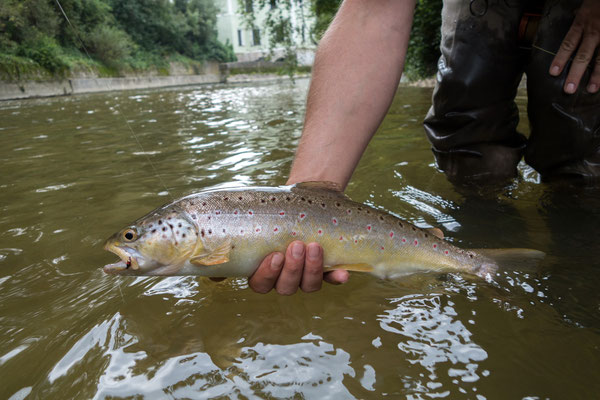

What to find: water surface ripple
left=1, top=80, right=599, bottom=399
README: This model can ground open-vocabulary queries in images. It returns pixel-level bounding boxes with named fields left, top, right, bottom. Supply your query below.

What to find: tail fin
left=472, top=248, right=545, bottom=275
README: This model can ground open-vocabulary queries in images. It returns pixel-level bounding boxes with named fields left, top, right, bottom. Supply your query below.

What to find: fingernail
left=271, top=253, right=283, bottom=271
left=292, top=242, right=304, bottom=259
left=588, top=84, right=598, bottom=93
left=550, top=65, right=560, bottom=76
left=307, top=243, right=320, bottom=260
left=566, top=82, right=576, bottom=93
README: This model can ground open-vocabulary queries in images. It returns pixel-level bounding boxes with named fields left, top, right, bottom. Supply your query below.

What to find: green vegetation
left=0, top=0, right=236, bottom=81
left=405, top=0, right=442, bottom=80
left=242, top=0, right=442, bottom=80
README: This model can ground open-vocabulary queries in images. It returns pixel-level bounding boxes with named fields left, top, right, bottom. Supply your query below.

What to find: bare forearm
left=288, top=0, right=416, bottom=188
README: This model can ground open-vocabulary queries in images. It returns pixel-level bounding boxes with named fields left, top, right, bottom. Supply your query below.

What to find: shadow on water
left=0, top=80, right=599, bottom=399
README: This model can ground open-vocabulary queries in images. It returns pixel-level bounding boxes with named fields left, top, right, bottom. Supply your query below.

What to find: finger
left=563, top=33, right=599, bottom=94
left=248, top=252, right=284, bottom=294
left=300, top=243, right=323, bottom=293
left=587, top=54, right=600, bottom=93
left=275, top=241, right=305, bottom=295
left=550, top=20, right=584, bottom=77
left=324, top=270, right=350, bottom=285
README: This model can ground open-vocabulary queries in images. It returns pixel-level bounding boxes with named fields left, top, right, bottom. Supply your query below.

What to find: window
left=252, top=29, right=261, bottom=46
left=237, top=29, right=243, bottom=47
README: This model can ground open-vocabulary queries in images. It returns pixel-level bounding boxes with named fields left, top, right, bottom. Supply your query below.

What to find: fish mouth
left=103, top=242, right=140, bottom=274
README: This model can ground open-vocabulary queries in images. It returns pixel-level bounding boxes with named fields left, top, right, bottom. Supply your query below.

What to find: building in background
left=216, top=0, right=316, bottom=65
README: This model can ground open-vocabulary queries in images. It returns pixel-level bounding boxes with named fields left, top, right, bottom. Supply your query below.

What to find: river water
left=1, top=78, right=599, bottom=399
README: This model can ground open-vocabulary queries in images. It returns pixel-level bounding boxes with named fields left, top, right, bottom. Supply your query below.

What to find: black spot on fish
left=261, top=199, right=266, bottom=203
left=192, top=215, right=197, bottom=219
left=412, top=227, right=416, bottom=231
left=271, top=197, right=276, bottom=202
left=149, top=224, right=153, bottom=228
left=202, top=202, right=207, bottom=206
left=232, top=245, right=235, bottom=249
left=358, top=207, right=362, bottom=211
left=308, top=199, right=313, bottom=204
left=424, top=234, right=428, bottom=238
left=162, top=227, right=167, bottom=231
left=301, top=197, right=306, bottom=201
left=152, top=229, right=156, bottom=233
left=286, top=197, right=291, bottom=201
left=224, top=197, right=229, bottom=201
left=158, top=220, right=162, bottom=225
left=238, top=196, right=243, bottom=200
left=182, top=233, right=186, bottom=238
left=321, top=203, right=326, bottom=208
left=208, top=229, right=212, bottom=235
left=169, top=224, right=173, bottom=228
left=379, top=216, right=384, bottom=221
left=201, top=229, right=205, bottom=237
left=398, top=222, right=403, bottom=227
left=336, top=202, right=341, bottom=207
left=178, top=223, right=182, bottom=228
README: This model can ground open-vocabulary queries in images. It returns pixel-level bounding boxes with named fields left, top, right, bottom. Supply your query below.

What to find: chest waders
left=423, top=0, right=600, bottom=183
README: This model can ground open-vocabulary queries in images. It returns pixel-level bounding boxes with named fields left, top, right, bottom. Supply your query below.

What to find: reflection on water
left=0, top=79, right=599, bottom=399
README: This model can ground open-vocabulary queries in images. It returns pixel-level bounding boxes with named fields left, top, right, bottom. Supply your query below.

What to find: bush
left=405, top=0, right=442, bottom=80
left=17, top=35, right=68, bottom=74
left=85, top=25, right=134, bottom=66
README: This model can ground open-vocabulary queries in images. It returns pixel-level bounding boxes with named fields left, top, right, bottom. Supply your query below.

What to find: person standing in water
left=249, top=0, right=600, bottom=295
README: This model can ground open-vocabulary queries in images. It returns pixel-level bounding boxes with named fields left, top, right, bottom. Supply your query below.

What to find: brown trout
left=103, top=182, right=543, bottom=279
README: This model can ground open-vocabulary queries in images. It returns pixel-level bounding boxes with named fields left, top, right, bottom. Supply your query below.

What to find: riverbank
left=0, top=66, right=437, bottom=101
left=0, top=61, right=224, bottom=101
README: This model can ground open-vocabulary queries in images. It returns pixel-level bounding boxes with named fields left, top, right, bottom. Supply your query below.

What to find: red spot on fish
left=299, top=213, right=306, bottom=220
left=292, top=231, right=297, bottom=236
left=381, top=246, right=385, bottom=250
left=347, top=209, right=352, bottom=215
left=354, top=239, right=358, bottom=244
left=318, top=229, right=323, bottom=235
left=389, top=231, right=394, bottom=238
left=414, top=240, right=418, bottom=246
left=215, top=211, right=221, bottom=215
left=332, top=218, right=338, bottom=225
left=445, top=250, right=449, bottom=255
left=274, top=227, right=278, bottom=232
left=433, top=244, right=437, bottom=249
left=256, top=227, right=261, bottom=232
left=248, top=210, right=254, bottom=216
left=240, top=229, right=244, bottom=234
left=279, top=211, right=285, bottom=216
left=339, top=236, right=343, bottom=240
left=366, top=225, right=372, bottom=231
left=234, top=210, right=238, bottom=215
left=402, top=238, right=407, bottom=243
left=202, top=202, right=207, bottom=206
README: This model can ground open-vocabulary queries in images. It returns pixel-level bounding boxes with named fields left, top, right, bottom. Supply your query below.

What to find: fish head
left=103, top=209, right=199, bottom=275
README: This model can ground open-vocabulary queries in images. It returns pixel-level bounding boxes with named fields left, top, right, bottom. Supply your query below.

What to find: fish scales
left=104, top=184, right=495, bottom=278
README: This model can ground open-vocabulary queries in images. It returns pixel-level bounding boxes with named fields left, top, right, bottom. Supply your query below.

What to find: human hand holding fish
left=103, top=182, right=544, bottom=291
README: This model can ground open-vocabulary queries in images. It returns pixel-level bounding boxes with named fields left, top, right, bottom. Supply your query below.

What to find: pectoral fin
left=191, top=239, right=232, bottom=266
left=324, top=263, right=374, bottom=273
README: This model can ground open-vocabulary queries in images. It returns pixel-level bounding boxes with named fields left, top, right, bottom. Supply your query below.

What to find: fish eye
left=123, top=229, right=137, bottom=242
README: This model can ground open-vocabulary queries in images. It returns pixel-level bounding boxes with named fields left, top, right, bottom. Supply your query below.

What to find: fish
left=103, top=181, right=544, bottom=279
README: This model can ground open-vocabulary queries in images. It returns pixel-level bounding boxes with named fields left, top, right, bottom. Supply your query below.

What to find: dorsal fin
left=292, top=181, right=350, bottom=199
